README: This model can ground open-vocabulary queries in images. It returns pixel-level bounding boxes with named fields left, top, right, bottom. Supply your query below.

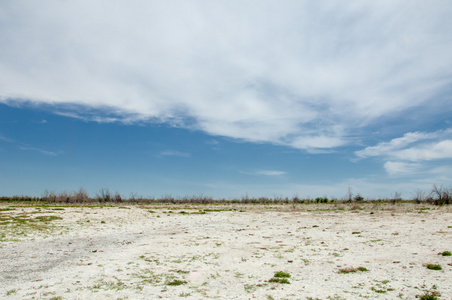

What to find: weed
left=167, top=280, right=187, bottom=286
left=417, top=290, right=441, bottom=300
left=269, top=271, right=291, bottom=284
left=0, top=208, right=15, bottom=211
left=179, top=292, right=191, bottom=297
left=274, top=271, right=291, bottom=278
left=338, top=267, right=368, bottom=274
left=426, top=264, right=442, bottom=270
left=269, top=278, right=290, bottom=284
left=439, top=251, right=451, bottom=256
left=6, top=289, right=18, bottom=295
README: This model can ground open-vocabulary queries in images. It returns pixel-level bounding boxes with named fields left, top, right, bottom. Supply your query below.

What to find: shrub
left=338, top=267, right=368, bottom=274
left=426, top=264, right=442, bottom=270
left=353, top=194, right=364, bottom=202
left=167, top=280, right=187, bottom=286
left=417, top=290, right=441, bottom=300
left=440, top=251, right=451, bottom=256
left=274, top=271, right=291, bottom=278
left=269, top=278, right=290, bottom=284
left=269, top=271, right=291, bottom=284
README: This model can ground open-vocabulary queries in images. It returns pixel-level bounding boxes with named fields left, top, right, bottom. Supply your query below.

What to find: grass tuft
left=273, top=271, right=291, bottom=278
left=426, top=264, right=442, bottom=270
left=417, top=290, right=441, bottom=300
left=167, top=280, right=187, bottom=286
left=338, top=267, right=369, bottom=274
left=269, top=271, right=291, bottom=284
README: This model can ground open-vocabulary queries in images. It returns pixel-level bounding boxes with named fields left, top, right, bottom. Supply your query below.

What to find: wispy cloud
left=54, top=111, right=119, bottom=124
left=160, top=150, right=191, bottom=158
left=241, top=170, right=286, bottom=176
left=1, top=1, right=451, bottom=150
left=355, top=130, right=452, bottom=159
left=383, top=161, right=421, bottom=176
left=0, top=134, right=15, bottom=143
left=256, top=170, right=286, bottom=176
left=1, top=133, right=58, bottom=156
left=356, top=129, right=452, bottom=161
left=18, top=146, right=58, bottom=156
left=356, top=129, right=452, bottom=176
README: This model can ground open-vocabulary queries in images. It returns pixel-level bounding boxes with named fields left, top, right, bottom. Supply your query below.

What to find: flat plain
left=1, top=203, right=451, bottom=299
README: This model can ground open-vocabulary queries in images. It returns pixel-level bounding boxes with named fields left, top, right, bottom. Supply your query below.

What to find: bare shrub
left=97, top=188, right=111, bottom=203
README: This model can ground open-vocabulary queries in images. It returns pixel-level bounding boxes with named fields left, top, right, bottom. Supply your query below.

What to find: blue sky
left=1, top=1, right=452, bottom=199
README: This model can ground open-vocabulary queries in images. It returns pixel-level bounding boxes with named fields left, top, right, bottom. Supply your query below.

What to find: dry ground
left=0, top=203, right=451, bottom=299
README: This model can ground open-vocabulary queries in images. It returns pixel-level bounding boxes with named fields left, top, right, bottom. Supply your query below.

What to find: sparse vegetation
left=417, top=290, right=441, bottom=300
left=274, top=271, right=291, bottom=278
left=6, top=289, right=18, bottom=296
left=439, top=251, right=451, bottom=256
left=166, top=279, right=187, bottom=286
left=269, top=271, right=291, bottom=284
left=426, top=264, right=442, bottom=270
left=338, top=267, right=368, bottom=274
left=1, top=184, right=451, bottom=205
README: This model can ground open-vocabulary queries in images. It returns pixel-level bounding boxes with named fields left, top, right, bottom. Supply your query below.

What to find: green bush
left=426, top=264, right=442, bottom=270
left=274, top=271, right=291, bottom=278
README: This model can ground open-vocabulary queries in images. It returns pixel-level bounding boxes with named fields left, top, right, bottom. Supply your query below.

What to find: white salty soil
left=0, top=203, right=451, bottom=299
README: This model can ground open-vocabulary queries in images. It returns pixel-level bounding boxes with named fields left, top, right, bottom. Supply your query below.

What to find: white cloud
left=356, top=129, right=452, bottom=161
left=160, top=150, right=191, bottom=158
left=255, top=170, right=286, bottom=176
left=18, top=146, right=58, bottom=156
left=392, top=140, right=452, bottom=161
left=0, top=134, right=14, bottom=143
left=355, top=130, right=451, bottom=159
left=239, top=169, right=287, bottom=176
left=357, top=129, right=452, bottom=177
left=383, top=161, right=420, bottom=175
left=1, top=1, right=452, bottom=150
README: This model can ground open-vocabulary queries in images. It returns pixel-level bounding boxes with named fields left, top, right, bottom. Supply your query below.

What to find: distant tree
left=71, top=186, right=89, bottom=203
left=113, top=191, right=122, bottom=203
left=413, top=189, right=426, bottom=204
left=347, top=186, right=353, bottom=202
left=431, top=184, right=451, bottom=205
left=97, top=188, right=111, bottom=203
left=353, top=194, right=364, bottom=202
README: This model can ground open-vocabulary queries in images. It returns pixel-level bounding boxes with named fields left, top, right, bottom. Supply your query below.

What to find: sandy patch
left=1, top=203, right=451, bottom=299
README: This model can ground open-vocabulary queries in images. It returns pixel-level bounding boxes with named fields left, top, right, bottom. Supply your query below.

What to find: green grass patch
left=426, top=264, right=442, bottom=270
left=273, top=271, right=291, bottom=278
left=338, top=267, right=369, bottom=274
left=269, top=271, right=291, bottom=284
left=439, top=251, right=451, bottom=256
left=269, top=278, right=290, bottom=284
left=0, top=208, right=15, bottom=212
left=166, top=280, right=187, bottom=286
left=417, top=290, right=441, bottom=300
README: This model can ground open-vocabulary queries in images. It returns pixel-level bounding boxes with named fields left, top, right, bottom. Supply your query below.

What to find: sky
left=1, top=1, right=452, bottom=200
